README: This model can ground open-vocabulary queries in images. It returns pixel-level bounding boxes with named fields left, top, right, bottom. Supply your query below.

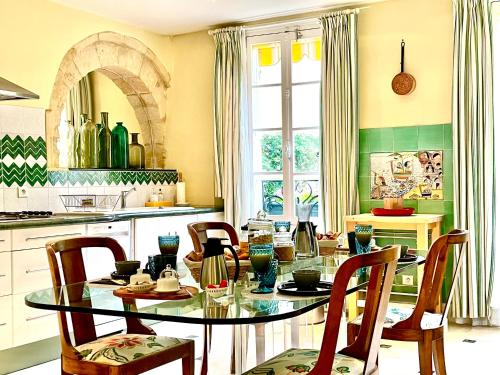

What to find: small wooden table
left=345, top=213, right=444, bottom=250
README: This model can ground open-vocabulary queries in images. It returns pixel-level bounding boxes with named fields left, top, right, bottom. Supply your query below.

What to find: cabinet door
left=0, top=295, right=13, bottom=350
left=12, top=294, right=57, bottom=347
left=0, top=230, right=11, bottom=253
left=12, top=224, right=86, bottom=250
left=12, top=248, right=52, bottom=294
left=0, top=252, right=12, bottom=296
left=134, top=214, right=197, bottom=265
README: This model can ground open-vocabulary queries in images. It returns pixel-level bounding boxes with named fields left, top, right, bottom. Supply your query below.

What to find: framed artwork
left=370, top=151, right=443, bottom=200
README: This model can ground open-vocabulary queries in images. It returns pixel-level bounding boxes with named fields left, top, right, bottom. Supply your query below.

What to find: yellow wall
left=358, top=0, right=453, bottom=128
left=167, top=31, right=216, bottom=205
left=90, top=71, right=142, bottom=142
left=0, top=0, right=173, bottom=110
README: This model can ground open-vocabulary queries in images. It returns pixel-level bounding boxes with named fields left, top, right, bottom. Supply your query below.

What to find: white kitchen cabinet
left=0, top=252, right=12, bottom=296
left=134, top=214, right=197, bottom=265
left=12, top=224, right=86, bottom=250
left=12, top=294, right=57, bottom=347
left=197, top=212, right=224, bottom=222
left=12, top=248, right=53, bottom=294
left=0, top=231, right=11, bottom=253
left=0, top=295, right=12, bottom=350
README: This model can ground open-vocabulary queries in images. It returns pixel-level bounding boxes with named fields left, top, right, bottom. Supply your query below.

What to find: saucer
left=154, top=287, right=180, bottom=295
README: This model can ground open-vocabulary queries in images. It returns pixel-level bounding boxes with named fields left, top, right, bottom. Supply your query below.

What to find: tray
left=398, top=254, right=418, bottom=263
left=113, top=285, right=198, bottom=300
left=371, top=208, right=415, bottom=216
left=277, top=281, right=333, bottom=296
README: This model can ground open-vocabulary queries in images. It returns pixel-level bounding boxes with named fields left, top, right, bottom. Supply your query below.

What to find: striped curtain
left=211, top=26, right=250, bottom=228
left=451, top=0, right=496, bottom=325
left=319, top=10, right=359, bottom=232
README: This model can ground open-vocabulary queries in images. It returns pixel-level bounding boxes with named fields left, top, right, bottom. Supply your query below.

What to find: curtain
left=211, top=26, right=250, bottom=228
left=66, top=74, right=93, bottom=129
left=319, top=10, right=359, bottom=233
left=451, top=0, right=496, bottom=326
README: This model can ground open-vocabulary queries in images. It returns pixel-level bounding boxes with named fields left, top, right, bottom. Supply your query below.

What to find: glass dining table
left=25, top=255, right=424, bottom=375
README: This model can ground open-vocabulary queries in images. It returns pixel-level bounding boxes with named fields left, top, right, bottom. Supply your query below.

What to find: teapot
left=156, top=264, right=180, bottom=292
left=200, top=237, right=240, bottom=289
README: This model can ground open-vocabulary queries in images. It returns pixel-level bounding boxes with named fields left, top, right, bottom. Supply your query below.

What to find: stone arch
left=46, top=31, right=170, bottom=168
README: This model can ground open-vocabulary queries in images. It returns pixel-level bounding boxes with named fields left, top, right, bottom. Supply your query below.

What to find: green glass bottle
left=79, top=114, right=97, bottom=168
left=66, top=120, right=76, bottom=168
left=129, top=133, right=145, bottom=169
left=111, top=122, right=129, bottom=169
left=98, top=112, right=112, bottom=168
left=74, top=116, right=82, bottom=168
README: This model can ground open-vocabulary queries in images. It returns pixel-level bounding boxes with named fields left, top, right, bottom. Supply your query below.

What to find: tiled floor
left=11, top=317, right=499, bottom=374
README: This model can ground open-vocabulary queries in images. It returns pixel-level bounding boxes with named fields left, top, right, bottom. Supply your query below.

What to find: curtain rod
left=209, top=5, right=368, bottom=36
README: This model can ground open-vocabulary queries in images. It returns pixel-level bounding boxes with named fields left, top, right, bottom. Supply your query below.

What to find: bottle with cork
left=176, top=172, right=188, bottom=206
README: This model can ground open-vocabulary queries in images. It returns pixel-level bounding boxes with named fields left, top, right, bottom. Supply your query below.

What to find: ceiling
left=52, top=0, right=376, bottom=35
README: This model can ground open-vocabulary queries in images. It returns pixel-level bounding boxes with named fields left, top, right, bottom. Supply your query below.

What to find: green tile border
left=47, top=169, right=178, bottom=186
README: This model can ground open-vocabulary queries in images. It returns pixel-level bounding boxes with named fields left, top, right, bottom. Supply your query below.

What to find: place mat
left=113, top=285, right=198, bottom=300
left=277, top=281, right=333, bottom=297
left=398, top=254, right=418, bottom=263
left=240, top=284, right=328, bottom=302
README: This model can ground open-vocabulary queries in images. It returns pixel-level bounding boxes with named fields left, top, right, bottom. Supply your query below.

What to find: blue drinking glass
left=249, top=244, right=274, bottom=294
left=260, top=259, right=278, bottom=289
left=355, top=224, right=373, bottom=254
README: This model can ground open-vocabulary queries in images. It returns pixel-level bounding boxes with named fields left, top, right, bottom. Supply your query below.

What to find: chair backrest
left=397, top=229, right=469, bottom=329
left=46, top=236, right=151, bottom=361
left=310, top=245, right=400, bottom=375
left=187, top=221, right=239, bottom=253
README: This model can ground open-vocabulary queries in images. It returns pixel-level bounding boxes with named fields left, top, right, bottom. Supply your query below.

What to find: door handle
left=26, top=312, right=55, bottom=322
left=25, top=232, right=83, bottom=241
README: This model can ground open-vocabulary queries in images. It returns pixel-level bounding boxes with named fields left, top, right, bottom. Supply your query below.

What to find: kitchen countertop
left=0, top=206, right=224, bottom=230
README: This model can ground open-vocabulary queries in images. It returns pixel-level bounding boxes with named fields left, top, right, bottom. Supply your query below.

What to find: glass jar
left=129, top=132, right=145, bottom=169
left=273, top=231, right=295, bottom=261
left=239, top=224, right=249, bottom=253
left=98, top=112, right=112, bottom=168
left=66, top=120, right=76, bottom=168
left=79, top=114, right=98, bottom=168
left=248, top=219, right=274, bottom=252
left=111, top=122, right=129, bottom=169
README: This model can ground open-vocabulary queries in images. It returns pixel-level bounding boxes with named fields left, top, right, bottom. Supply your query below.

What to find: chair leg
left=432, top=337, right=447, bottom=375
left=418, top=332, right=434, bottom=375
left=346, top=323, right=357, bottom=345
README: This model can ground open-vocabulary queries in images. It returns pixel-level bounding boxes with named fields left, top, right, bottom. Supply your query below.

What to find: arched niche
left=45, top=31, right=170, bottom=169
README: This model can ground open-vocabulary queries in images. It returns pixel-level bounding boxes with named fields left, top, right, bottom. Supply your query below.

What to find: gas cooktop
left=0, top=211, right=53, bottom=220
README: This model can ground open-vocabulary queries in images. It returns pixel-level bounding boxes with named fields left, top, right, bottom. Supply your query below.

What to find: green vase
left=79, top=114, right=97, bottom=168
left=98, top=112, right=112, bottom=168
left=129, top=133, right=145, bottom=169
left=111, top=122, right=129, bottom=169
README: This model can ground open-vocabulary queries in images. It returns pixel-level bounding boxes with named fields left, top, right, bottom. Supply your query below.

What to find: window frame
left=246, top=23, right=322, bottom=221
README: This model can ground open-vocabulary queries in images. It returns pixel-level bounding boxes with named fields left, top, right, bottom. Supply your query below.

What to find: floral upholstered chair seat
left=350, top=306, right=444, bottom=329
left=242, top=348, right=365, bottom=375
left=76, top=334, right=190, bottom=366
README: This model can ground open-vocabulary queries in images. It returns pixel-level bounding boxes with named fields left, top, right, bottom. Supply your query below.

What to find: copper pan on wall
left=391, top=40, right=416, bottom=95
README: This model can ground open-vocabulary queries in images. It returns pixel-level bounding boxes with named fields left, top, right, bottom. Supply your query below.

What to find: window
left=247, top=25, right=322, bottom=222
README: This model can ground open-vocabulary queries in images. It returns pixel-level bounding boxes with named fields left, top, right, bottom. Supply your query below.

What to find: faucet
left=121, top=187, right=136, bottom=209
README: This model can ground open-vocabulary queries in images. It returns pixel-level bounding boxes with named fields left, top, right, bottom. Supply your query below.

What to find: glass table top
left=25, top=255, right=424, bottom=325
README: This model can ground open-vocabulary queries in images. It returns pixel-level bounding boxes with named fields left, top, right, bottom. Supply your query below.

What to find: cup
left=400, top=245, right=409, bottom=258
left=146, top=254, right=177, bottom=280
left=273, top=221, right=291, bottom=232
left=158, top=235, right=180, bottom=255
left=261, top=259, right=278, bottom=289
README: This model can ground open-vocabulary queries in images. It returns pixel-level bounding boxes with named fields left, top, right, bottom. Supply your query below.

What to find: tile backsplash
left=359, top=123, right=454, bottom=240
left=0, top=105, right=178, bottom=212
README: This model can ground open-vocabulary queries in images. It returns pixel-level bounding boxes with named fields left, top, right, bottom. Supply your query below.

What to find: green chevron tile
left=48, top=171, right=68, bottom=186
left=26, top=164, right=48, bottom=186
left=3, top=164, right=26, bottom=187
left=24, top=136, right=47, bottom=159
left=1, top=134, right=25, bottom=159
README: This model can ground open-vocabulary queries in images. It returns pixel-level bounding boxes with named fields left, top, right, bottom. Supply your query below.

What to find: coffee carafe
left=293, top=203, right=318, bottom=258
left=200, top=238, right=240, bottom=289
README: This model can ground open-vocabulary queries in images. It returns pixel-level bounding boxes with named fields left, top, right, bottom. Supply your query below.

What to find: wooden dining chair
left=242, top=245, right=400, bottom=375
left=187, top=221, right=239, bottom=253
left=347, top=229, right=469, bottom=375
left=46, top=236, right=195, bottom=375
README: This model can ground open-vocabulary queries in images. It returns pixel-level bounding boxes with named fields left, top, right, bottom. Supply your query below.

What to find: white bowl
left=205, top=286, right=228, bottom=298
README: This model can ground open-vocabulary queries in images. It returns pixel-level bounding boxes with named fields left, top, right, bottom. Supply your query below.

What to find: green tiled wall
left=359, top=124, right=454, bottom=245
